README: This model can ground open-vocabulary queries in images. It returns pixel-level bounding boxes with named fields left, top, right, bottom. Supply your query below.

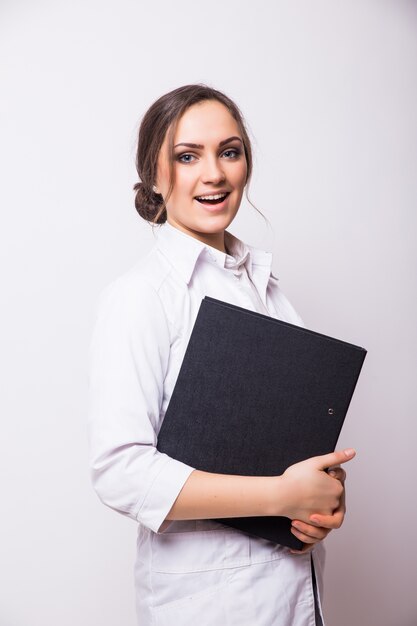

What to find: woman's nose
left=201, top=156, right=226, bottom=184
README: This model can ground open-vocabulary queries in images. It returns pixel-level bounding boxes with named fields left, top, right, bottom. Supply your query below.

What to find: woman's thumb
left=313, top=448, right=356, bottom=470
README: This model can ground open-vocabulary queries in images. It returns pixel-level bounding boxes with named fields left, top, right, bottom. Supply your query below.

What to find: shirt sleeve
left=87, top=273, right=196, bottom=533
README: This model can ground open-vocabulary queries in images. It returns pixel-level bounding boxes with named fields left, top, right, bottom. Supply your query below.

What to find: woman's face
left=155, top=100, right=248, bottom=251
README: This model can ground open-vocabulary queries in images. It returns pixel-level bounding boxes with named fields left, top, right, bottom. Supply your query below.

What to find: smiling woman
left=133, top=85, right=257, bottom=251
left=88, top=83, right=354, bottom=626
left=153, top=100, right=248, bottom=250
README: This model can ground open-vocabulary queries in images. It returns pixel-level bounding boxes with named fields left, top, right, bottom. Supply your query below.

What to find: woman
left=87, top=84, right=355, bottom=625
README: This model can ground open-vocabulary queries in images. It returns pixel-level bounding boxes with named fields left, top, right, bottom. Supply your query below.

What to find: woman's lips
left=194, top=192, right=230, bottom=211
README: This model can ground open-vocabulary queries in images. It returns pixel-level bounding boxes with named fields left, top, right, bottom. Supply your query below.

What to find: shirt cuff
left=137, top=456, right=196, bottom=533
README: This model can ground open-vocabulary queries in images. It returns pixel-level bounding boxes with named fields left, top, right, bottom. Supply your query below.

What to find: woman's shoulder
left=89, top=253, right=174, bottom=360
left=100, top=247, right=174, bottom=301
left=94, top=247, right=176, bottom=322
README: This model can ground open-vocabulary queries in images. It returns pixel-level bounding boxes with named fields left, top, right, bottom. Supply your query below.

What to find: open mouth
left=194, top=192, right=230, bottom=206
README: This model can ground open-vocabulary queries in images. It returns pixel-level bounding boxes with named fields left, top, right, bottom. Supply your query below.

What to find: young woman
left=87, top=84, right=355, bottom=626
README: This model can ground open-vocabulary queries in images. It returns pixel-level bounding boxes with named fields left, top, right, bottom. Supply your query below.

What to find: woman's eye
left=177, top=153, right=196, bottom=163
left=222, top=148, right=241, bottom=159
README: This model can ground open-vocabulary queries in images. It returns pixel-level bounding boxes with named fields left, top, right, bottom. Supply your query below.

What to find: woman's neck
left=166, top=218, right=226, bottom=253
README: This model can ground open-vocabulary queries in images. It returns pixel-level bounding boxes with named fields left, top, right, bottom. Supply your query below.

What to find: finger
left=328, top=467, right=346, bottom=483
left=291, top=524, right=328, bottom=544
left=291, top=528, right=328, bottom=544
left=311, top=448, right=356, bottom=471
left=291, top=521, right=330, bottom=541
left=309, top=508, right=345, bottom=530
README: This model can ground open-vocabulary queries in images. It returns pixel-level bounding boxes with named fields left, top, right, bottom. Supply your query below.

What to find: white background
left=1, top=1, right=416, bottom=624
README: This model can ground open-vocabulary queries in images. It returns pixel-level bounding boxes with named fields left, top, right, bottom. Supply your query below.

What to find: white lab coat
left=87, top=221, right=326, bottom=625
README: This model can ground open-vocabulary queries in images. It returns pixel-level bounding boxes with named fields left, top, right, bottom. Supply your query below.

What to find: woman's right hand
left=275, top=448, right=356, bottom=522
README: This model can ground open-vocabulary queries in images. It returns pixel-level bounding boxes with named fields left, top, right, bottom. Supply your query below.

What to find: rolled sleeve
left=87, top=272, right=195, bottom=533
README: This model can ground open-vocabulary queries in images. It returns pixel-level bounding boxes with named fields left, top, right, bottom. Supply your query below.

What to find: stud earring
left=152, top=185, right=159, bottom=194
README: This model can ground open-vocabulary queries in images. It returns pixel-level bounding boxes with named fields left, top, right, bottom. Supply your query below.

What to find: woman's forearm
left=165, top=449, right=354, bottom=523
left=165, top=469, right=283, bottom=520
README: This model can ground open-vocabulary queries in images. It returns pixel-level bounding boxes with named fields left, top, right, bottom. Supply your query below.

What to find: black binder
left=156, top=296, right=367, bottom=549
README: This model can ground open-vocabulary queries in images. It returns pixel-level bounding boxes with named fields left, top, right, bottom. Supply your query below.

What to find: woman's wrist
left=266, top=475, right=291, bottom=518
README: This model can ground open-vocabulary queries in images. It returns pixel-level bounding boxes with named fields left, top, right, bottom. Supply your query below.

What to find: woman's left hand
left=289, top=466, right=346, bottom=555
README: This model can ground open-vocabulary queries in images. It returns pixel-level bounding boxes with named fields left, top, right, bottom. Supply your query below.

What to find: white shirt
left=87, top=221, right=326, bottom=625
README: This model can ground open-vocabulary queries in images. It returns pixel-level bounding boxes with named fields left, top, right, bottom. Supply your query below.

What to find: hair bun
left=133, top=181, right=167, bottom=224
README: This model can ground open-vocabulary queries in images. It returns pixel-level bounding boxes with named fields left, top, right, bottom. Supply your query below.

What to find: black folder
left=157, top=296, right=367, bottom=549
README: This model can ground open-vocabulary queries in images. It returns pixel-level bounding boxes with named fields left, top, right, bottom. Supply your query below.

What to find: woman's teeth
left=195, top=192, right=229, bottom=204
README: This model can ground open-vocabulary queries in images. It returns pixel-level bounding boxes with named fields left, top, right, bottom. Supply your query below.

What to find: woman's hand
left=289, top=466, right=347, bottom=554
left=276, top=448, right=354, bottom=523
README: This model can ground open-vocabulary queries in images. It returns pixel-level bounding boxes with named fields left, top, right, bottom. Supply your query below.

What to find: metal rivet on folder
left=328, top=408, right=334, bottom=415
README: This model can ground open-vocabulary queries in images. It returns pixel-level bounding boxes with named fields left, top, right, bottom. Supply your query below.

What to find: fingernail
left=329, top=470, right=337, bottom=477
left=344, top=448, right=356, bottom=457
left=310, top=517, right=320, bottom=524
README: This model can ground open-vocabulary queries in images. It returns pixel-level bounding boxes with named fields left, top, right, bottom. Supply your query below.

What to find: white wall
left=1, top=1, right=416, bottom=624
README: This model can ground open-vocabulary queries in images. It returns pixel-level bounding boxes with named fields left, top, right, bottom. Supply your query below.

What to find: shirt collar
left=154, top=220, right=276, bottom=285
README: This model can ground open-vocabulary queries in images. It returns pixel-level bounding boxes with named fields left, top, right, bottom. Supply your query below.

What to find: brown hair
left=133, top=83, right=265, bottom=225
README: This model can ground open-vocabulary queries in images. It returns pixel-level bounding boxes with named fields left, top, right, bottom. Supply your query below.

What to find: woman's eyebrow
left=174, top=136, right=242, bottom=149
